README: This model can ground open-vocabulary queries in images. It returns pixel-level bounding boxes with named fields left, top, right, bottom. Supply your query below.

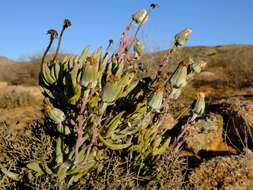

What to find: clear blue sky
left=0, top=0, right=252, bottom=60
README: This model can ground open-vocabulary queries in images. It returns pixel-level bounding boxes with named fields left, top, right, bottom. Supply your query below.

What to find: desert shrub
left=74, top=151, right=186, bottom=190
left=0, top=89, right=36, bottom=109
left=1, top=3, right=207, bottom=189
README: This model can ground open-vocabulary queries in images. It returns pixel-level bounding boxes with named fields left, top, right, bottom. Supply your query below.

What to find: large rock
left=210, top=96, right=253, bottom=149
left=184, top=113, right=227, bottom=154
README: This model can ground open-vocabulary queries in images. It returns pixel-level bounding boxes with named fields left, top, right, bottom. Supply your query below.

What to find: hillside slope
left=141, top=45, right=253, bottom=98
left=0, top=45, right=253, bottom=97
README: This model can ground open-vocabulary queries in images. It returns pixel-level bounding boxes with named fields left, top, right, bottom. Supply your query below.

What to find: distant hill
left=0, top=54, right=69, bottom=86
left=0, top=56, right=14, bottom=65
left=141, top=45, right=253, bottom=98
left=0, top=45, right=253, bottom=97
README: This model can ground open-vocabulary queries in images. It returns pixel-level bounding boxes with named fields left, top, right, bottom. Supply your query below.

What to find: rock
left=160, top=113, right=177, bottom=131
left=189, top=153, right=253, bottom=190
left=184, top=113, right=226, bottom=154
left=210, top=96, right=253, bottom=149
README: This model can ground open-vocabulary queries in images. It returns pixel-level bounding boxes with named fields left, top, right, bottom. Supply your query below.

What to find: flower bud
left=174, top=28, right=192, bottom=47
left=169, top=88, right=182, bottom=99
left=189, top=60, right=207, bottom=74
left=169, top=57, right=193, bottom=89
left=46, top=105, right=66, bottom=124
left=102, top=75, right=121, bottom=103
left=190, top=92, right=206, bottom=122
left=133, top=40, right=144, bottom=59
left=193, top=92, right=205, bottom=115
left=132, top=9, right=148, bottom=25
left=80, top=56, right=98, bottom=88
left=148, top=90, right=164, bottom=110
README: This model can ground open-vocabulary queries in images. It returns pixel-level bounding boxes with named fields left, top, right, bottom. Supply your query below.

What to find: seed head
left=150, top=3, right=159, bottom=9
left=63, top=19, right=72, bottom=29
left=47, top=29, right=58, bottom=39
left=109, top=39, right=114, bottom=44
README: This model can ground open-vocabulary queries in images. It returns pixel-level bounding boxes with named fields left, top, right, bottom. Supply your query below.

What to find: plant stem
left=172, top=123, right=191, bottom=150
left=74, top=89, right=91, bottom=165
left=84, top=103, right=107, bottom=162
left=152, top=45, right=177, bottom=84
left=52, top=26, right=66, bottom=62
left=135, top=110, right=152, bottom=128
left=41, top=33, right=56, bottom=70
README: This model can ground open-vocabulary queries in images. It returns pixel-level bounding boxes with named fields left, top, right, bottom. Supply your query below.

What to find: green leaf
left=98, top=134, right=131, bottom=150
left=27, top=162, right=45, bottom=176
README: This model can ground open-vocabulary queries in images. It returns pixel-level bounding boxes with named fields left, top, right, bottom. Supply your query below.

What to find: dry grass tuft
left=74, top=151, right=186, bottom=190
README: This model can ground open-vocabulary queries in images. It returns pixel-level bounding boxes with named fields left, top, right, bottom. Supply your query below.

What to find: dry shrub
left=0, top=119, right=186, bottom=190
left=0, top=121, right=57, bottom=190
left=0, top=89, right=37, bottom=109
left=74, top=151, right=186, bottom=190
left=189, top=151, right=253, bottom=190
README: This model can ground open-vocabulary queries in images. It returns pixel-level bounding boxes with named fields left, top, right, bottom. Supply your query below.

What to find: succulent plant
left=0, top=4, right=207, bottom=189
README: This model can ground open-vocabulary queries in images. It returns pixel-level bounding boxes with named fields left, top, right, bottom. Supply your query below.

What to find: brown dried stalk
left=52, top=19, right=71, bottom=62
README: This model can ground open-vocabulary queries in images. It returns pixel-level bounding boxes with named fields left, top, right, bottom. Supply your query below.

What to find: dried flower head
left=47, top=29, right=58, bottom=39
left=63, top=19, right=72, bottom=29
left=154, top=82, right=167, bottom=92
left=107, top=74, right=119, bottom=84
left=86, top=56, right=96, bottom=65
left=150, top=3, right=160, bottom=9
left=109, top=39, right=114, bottom=44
